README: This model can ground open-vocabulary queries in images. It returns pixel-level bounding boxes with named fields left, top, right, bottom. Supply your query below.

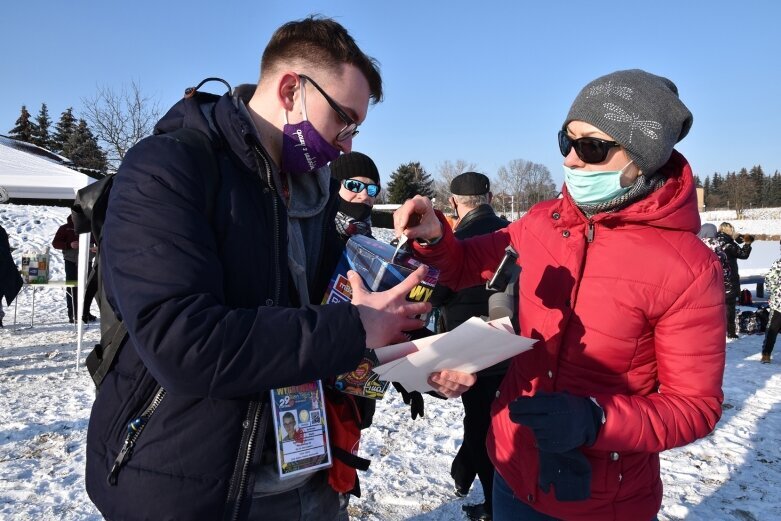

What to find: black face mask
left=339, top=198, right=372, bottom=221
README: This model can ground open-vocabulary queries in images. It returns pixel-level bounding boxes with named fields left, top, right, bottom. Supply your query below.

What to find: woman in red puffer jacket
left=396, top=69, right=725, bottom=521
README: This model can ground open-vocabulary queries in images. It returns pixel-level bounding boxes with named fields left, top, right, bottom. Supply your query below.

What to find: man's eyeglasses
left=342, top=179, right=380, bottom=197
left=558, top=130, right=620, bottom=164
left=299, top=74, right=359, bottom=142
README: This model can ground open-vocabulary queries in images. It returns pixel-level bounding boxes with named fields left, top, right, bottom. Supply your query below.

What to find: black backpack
left=72, top=126, right=220, bottom=389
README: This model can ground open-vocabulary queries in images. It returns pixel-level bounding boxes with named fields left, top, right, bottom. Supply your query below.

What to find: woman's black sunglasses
left=558, top=130, right=620, bottom=164
left=343, top=179, right=380, bottom=197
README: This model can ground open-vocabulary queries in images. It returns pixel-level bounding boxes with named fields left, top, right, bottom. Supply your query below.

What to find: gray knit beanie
left=564, top=69, right=693, bottom=176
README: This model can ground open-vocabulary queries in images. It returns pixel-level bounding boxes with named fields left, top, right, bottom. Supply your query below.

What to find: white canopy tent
left=0, top=136, right=93, bottom=200
left=0, top=136, right=95, bottom=366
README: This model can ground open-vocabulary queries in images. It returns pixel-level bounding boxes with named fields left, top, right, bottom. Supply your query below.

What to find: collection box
left=323, top=235, right=439, bottom=399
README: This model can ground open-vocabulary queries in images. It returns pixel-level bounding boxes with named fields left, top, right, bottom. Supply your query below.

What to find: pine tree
left=30, top=103, right=52, bottom=150
left=9, top=105, right=35, bottom=142
left=386, top=162, right=434, bottom=203
left=65, top=119, right=108, bottom=174
left=749, top=165, right=765, bottom=207
left=770, top=171, right=781, bottom=207
left=52, top=107, right=76, bottom=154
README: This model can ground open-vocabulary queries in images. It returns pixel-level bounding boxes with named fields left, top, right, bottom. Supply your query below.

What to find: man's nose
left=337, top=136, right=353, bottom=154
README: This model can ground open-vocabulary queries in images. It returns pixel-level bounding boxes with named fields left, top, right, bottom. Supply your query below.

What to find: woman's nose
left=563, top=146, right=585, bottom=168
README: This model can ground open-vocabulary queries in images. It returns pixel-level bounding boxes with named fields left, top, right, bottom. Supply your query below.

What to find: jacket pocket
left=107, top=386, right=167, bottom=485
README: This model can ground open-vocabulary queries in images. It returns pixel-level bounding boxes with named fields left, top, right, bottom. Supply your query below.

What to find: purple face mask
left=280, top=80, right=340, bottom=174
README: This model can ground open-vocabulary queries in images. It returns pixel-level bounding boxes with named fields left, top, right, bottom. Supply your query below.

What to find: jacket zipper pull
left=107, top=418, right=145, bottom=485
left=587, top=223, right=595, bottom=243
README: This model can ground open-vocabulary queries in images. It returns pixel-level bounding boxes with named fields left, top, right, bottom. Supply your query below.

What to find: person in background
left=330, top=151, right=381, bottom=240
left=52, top=215, right=97, bottom=323
left=0, top=221, right=24, bottom=329
left=86, top=16, right=474, bottom=521
left=430, top=172, right=509, bottom=521
left=394, top=69, right=725, bottom=521
left=761, top=240, right=781, bottom=363
left=329, top=151, right=381, bottom=521
left=698, top=223, right=733, bottom=297
left=716, top=222, right=753, bottom=338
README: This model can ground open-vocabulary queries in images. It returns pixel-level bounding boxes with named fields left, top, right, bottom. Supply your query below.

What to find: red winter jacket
left=414, top=151, right=725, bottom=521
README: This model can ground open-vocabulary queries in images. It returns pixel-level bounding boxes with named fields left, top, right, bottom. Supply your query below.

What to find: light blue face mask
left=563, top=160, right=634, bottom=204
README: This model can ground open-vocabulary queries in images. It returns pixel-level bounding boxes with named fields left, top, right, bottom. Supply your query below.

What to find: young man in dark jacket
left=85, top=16, right=474, bottom=521
left=430, top=172, right=509, bottom=521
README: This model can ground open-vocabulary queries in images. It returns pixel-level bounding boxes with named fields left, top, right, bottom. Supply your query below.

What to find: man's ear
left=277, top=72, right=300, bottom=112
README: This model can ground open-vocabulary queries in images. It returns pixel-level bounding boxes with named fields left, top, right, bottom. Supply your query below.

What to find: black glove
left=735, top=234, right=744, bottom=244
left=538, top=449, right=592, bottom=501
left=392, top=382, right=425, bottom=420
left=508, top=392, right=603, bottom=453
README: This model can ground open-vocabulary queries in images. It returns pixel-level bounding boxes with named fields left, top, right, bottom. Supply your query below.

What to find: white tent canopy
left=0, top=136, right=94, bottom=366
left=0, top=136, right=93, bottom=200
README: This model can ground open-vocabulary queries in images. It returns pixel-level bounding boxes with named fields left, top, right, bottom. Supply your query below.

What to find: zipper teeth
left=229, top=402, right=264, bottom=521
left=253, top=145, right=281, bottom=303
left=128, top=387, right=166, bottom=445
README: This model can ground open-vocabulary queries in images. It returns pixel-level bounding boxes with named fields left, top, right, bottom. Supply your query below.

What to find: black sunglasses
left=298, top=74, right=359, bottom=142
left=342, top=178, right=380, bottom=197
left=558, top=130, right=621, bottom=164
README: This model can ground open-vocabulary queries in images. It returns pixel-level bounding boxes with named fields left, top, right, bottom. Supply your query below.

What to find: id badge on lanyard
left=270, top=380, right=332, bottom=479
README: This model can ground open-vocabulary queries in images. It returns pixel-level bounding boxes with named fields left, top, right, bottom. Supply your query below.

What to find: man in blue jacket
left=86, top=16, right=474, bottom=521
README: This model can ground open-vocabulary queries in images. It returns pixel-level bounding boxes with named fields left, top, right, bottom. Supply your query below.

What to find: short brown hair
left=261, top=16, right=383, bottom=104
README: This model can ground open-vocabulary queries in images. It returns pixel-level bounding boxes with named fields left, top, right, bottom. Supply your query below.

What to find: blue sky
left=2, top=1, right=780, bottom=187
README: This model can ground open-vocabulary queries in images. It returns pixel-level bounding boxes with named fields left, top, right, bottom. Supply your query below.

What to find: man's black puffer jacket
left=85, top=87, right=365, bottom=521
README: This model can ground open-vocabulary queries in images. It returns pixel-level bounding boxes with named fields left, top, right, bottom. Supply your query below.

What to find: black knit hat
left=330, top=152, right=380, bottom=184
left=450, top=172, right=490, bottom=196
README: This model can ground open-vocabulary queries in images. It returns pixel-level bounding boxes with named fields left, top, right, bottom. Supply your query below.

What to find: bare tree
left=497, top=159, right=557, bottom=215
left=432, top=159, right=478, bottom=211
left=81, top=81, right=161, bottom=169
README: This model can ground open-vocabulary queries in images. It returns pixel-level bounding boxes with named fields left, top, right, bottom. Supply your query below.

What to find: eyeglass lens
left=558, top=130, right=618, bottom=164
left=344, top=179, right=380, bottom=197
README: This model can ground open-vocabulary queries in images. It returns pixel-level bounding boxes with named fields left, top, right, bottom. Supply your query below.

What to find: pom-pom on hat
left=450, top=172, right=490, bottom=196
left=330, top=152, right=380, bottom=184
left=563, top=69, right=693, bottom=176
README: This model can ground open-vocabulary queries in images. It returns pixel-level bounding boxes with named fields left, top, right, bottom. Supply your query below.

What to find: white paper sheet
left=372, top=316, right=536, bottom=393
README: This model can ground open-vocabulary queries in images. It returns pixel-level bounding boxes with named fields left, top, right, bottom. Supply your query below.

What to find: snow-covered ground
left=1, top=203, right=780, bottom=521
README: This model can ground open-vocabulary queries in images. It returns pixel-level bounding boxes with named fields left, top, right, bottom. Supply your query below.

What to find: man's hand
left=427, top=370, right=476, bottom=399
left=393, top=195, right=442, bottom=243
left=349, top=265, right=432, bottom=349
left=69, top=240, right=79, bottom=249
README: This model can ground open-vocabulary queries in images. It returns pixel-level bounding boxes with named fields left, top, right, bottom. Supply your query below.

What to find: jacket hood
left=153, top=82, right=265, bottom=174
left=560, top=149, right=701, bottom=233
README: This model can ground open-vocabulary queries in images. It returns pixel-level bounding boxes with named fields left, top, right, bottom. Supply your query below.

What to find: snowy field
left=1, top=203, right=780, bottom=521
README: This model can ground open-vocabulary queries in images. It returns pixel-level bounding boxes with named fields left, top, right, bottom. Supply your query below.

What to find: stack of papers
left=373, top=316, right=536, bottom=393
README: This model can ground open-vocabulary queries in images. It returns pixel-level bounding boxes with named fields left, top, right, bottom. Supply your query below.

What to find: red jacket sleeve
left=412, top=211, right=512, bottom=289
left=52, top=224, right=76, bottom=251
